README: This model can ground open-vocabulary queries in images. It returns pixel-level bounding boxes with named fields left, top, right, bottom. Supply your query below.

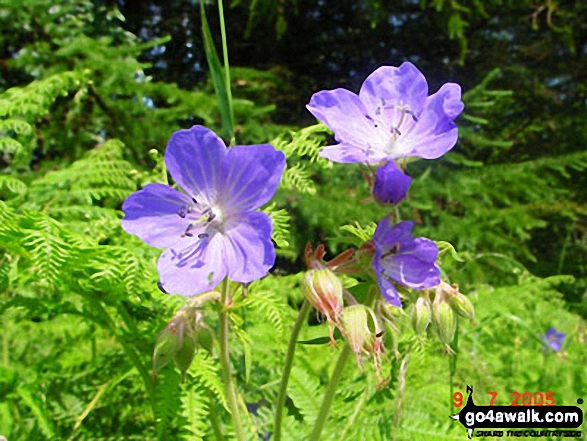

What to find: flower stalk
left=308, top=343, right=352, bottom=441
left=218, top=278, right=246, bottom=441
left=273, top=300, right=311, bottom=441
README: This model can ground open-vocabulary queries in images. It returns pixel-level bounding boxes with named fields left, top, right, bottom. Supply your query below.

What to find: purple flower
left=541, top=327, right=566, bottom=352
left=373, top=161, right=412, bottom=205
left=121, top=126, right=286, bottom=296
left=372, top=219, right=440, bottom=307
left=307, top=61, right=464, bottom=165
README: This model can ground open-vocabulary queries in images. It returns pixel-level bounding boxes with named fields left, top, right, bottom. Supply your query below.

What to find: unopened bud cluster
left=411, top=282, right=475, bottom=350
left=303, top=268, right=384, bottom=374
left=153, top=306, right=212, bottom=381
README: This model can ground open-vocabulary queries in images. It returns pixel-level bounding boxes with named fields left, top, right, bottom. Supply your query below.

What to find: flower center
left=176, top=199, right=225, bottom=239
left=367, top=101, right=418, bottom=156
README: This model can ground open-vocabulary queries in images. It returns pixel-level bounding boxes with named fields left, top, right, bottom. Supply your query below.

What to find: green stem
left=217, top=0, right=234, bottom=145
left=218, top=279, right=246, bottom=441
left=308, top=343, right=352, bottom=441
left=273, top=301, right=311, bottom=441
left=449, top=322, right=459, bottom=414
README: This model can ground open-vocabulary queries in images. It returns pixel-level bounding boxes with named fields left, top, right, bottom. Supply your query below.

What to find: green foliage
left=1, top=0, right=586, bottom=440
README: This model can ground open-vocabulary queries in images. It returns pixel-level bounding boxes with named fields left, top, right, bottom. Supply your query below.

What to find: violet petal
left=220, top=144, right=286, bottom=214
left=399, top=83, right=464, bottom=159
left=373, top=161, right=412, bottom=205
left=222, top=211, right=275, bottom=283
left=164, top=125, right=226, bottom=204
left=157, top=233, right=227, bottom=296
left=121, top=183, right=193, bottom=248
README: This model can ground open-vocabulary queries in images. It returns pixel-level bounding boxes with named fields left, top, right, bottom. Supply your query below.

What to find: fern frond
left=272, top=123, right=330, bottom=162
left=29, top=138, right=137, bottom=208
left=180, top=385, right=209, bottom=440
left=22, top=214, right=73, bottom=285
left=0, top=175, right=27, bottom=197
left=288, top=366, right=322, bottom=426
left=243, top=288, right=287, bottom=336
left=188, top=352, right=228, bottom=411
left=340, top=221, right=377, bottom=243
left=263, top=203, right=291, bottom=248
left=281, top=163, right=316, bottom=195
left=154, top=368, right=182, bottom=439
left=0, top=118, right=34, bottom=135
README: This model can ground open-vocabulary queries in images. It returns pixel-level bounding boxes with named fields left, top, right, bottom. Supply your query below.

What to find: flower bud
left=153, top=321, right=182, bottom=376
left=341, top=305, right=371, bottom=358
left=373, top=161, right=412, bottom=205
left=153, top=308, right=205, bottom=381
left=341, top=304, right=383, bottom=371
left=303, top=269, right=343, bottom=324
left=432, top=298, right=457, bottom=345
left=174, top=332, right=197, bottom=381
left=412, top=294, right=432, bottom=335
left=448, top=292, right=475, bottom=320
left=442, top=283, right=475, bottom=320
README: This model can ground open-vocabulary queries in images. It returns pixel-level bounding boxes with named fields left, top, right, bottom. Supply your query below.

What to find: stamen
left=405, top=109, right=419, bottom=123
left=198, top=233, right=209, bottom=239
left=177, top=207, right=187, bottom=218
left=192, top=197, right=198, bottom=204
left=207, top=212, right=216, bottom=223
left=157, top=281, right=168, bottom=294
left=381, top=243, right=400, bottom=259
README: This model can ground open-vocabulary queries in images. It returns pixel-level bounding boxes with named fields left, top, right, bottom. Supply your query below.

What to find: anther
left=177, top=207, right=187, bottom=218
left=157, top=281, right=168, bottom=294
left=207, top=212, right=216, bottom=222
left=198, top=233, right=209, bottom=239
left=405, top=109, right=419, bottom=122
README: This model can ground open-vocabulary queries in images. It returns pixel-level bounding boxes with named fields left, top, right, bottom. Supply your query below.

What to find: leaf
left=436, top=241, right=465, bottom=262
left=288, top=366, right=322, bottom=426
left=263, top=203, right=291, bottom=248
left=189, top=352, right=228, bottom=411
left=181, top=386, right=209, bottom=439
left=18, top=386, right=57, bottom=438
left=297, top=336, right=331, bottom=345
left=200, top=2, right=234, bottom=142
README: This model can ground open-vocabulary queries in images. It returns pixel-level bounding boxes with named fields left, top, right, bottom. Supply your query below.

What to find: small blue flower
left=541, top=327, right=566, bottom=352
left=121, top=126, right=286, bottom=296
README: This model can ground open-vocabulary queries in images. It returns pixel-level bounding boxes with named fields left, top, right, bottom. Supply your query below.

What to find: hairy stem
left=218, top=279, right=246, bottom=441
left=308, top=343, right=352, bottom=441
left=273, top=300, right=311, bottom=441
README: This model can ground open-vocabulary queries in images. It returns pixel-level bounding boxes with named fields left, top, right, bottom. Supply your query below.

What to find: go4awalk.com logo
left=450, top=386, right=584, bottom=439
